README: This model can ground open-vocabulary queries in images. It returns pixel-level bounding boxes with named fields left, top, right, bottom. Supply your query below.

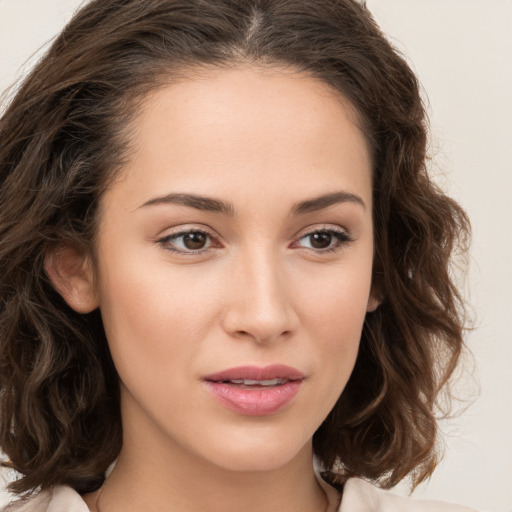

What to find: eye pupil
left=184, top=232, right=208, bottom=250
left=310, top=232, right=332, bottom=249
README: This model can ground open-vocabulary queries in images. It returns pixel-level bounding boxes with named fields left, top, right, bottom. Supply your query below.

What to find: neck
left=96, top=454, right=327, bottom=512
left=86, top=399, right=329, bottom=512
left=91, top=446, right=327, bottom=512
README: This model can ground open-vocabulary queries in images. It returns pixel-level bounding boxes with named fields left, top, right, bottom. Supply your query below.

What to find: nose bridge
left=222, top=243, right=297, bottom=343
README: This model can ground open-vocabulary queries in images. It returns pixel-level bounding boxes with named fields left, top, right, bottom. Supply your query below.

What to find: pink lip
left=204, top=364, right=305, bottom=382
left=203, top=365, right=304, bottom=416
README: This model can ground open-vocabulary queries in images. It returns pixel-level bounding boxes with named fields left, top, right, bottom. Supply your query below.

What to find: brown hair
left=0, top=0, right=470, bottom=496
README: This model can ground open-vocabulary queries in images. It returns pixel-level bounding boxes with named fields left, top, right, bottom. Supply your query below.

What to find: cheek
left=95, top=258, right=217, bottom=384
left=310, top=297, right=364, bottom=382
left=301, top=255, right=373, bottom=334
left=299, top=258, right=373, bottom=390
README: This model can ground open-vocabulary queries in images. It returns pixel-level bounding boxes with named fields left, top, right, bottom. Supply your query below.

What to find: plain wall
left=1, top=1, right=511, bottom=510
left=366, top=2, right=512, bottom=510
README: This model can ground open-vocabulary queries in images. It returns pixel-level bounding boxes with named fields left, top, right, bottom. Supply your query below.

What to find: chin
left=202, top=434, right=312, bottom=473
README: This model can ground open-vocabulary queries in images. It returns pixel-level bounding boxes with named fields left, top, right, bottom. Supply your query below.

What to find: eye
left=157, top=229, right=216, bottom=254
left=294, top=228, right=353, bottom=253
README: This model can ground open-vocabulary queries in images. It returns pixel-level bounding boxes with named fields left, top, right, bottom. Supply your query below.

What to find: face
left=86, top=66, right=377, bottom=472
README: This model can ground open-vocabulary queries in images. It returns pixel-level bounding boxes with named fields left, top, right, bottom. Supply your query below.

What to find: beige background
left=1, top=0, right=511, bottom=510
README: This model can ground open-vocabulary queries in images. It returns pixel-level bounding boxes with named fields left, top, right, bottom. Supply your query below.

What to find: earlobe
left=366, top=284, right=381, bottom=312
left=44, top=245, right=99, bottom=313
left=366, top=295, right=380, bottom=312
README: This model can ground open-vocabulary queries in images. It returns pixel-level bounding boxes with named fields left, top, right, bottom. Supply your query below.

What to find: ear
left=366, top=284, right=381, bottom=313
left=44, top=245, right=99, bottom=313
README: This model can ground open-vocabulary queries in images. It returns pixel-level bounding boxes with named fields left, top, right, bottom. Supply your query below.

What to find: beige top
left=2, top=476, right=480, bottom=512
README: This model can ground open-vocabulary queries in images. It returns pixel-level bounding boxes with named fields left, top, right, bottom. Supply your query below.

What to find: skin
left=48, top=65, right=378, bottom=512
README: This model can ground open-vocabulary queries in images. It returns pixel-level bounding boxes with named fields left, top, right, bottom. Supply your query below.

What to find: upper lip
left=204, top=364, right=305, bottom=382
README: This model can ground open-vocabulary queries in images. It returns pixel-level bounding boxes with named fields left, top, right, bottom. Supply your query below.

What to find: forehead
left=106, top=65, right=373, bottom=215
left=130, top=65, right=368, bottom=156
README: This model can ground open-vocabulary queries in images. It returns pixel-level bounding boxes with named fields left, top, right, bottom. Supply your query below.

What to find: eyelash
left=156, top=226, right=353, bottom=256
left=293, top=228, right=353, bottom=253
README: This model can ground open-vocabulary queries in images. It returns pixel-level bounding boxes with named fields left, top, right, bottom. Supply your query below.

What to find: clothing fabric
left=2, top=476, right=480, bottom=512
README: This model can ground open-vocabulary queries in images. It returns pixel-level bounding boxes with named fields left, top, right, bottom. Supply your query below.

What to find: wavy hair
left=0, top=0, right=470, bottom=496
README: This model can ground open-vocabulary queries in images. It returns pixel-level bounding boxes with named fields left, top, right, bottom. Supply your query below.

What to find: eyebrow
left=140, top=193, right=235, bottom=215
left=292, top=191, right=366, bottom=214
left=139, top=190, right=365, bottom=215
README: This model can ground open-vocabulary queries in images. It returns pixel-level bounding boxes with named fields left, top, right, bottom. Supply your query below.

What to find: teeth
left=227, top=378, right=286, bottom=386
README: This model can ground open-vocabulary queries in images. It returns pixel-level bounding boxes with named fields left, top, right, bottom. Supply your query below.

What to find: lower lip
left=203, top=380, right=302, bottom=416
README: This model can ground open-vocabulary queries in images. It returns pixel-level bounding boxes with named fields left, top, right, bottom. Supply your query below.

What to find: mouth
left=203, top=365, right=304, bottom=416
left=215, top=377, right=291, bottom=388
left=204, top=364, right=305, bottom=383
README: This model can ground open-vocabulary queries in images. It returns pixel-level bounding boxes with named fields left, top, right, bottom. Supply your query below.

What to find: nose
left=220, top=248, right=299, bottom=344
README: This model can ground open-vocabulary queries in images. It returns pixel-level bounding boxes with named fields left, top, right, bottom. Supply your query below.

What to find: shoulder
left=2, top=486, right=88, bottom=512
left=339, top=478, right=482, bottom=512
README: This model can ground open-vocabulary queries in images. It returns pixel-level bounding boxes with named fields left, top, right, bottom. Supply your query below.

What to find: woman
left=0, top=0, right=475, bottom=510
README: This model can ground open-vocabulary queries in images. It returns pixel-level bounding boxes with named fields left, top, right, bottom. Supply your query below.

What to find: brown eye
left=158, top=229, right=214, bottom=254
left=296, top=229, right=352, bottom=253
left=182, top=232, right=208, bottom=250
left=309, top=232, right=333, bottom=249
